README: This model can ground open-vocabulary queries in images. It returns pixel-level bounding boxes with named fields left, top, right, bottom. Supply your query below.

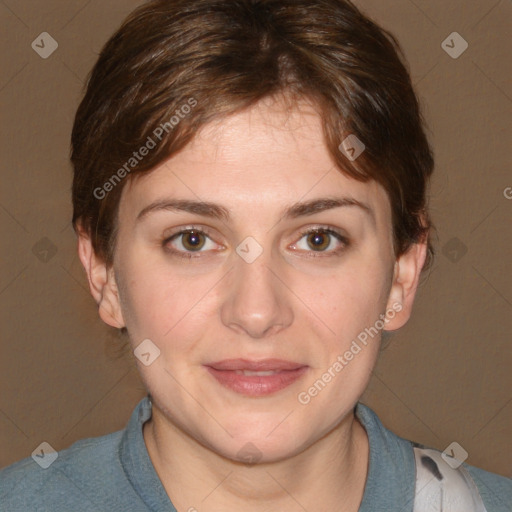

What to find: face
left=85, top=96, right=422, bottom=463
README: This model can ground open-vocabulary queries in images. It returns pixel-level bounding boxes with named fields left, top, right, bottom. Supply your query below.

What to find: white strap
left=412, top=447, right=488, bottom=512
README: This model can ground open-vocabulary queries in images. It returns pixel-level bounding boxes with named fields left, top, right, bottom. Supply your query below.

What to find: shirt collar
left=355, top=402, right=416, bottom=512
left=119, top=396, right=177, bottom=512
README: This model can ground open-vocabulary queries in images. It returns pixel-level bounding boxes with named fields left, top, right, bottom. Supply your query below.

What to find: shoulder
left=465, top=462, right=512, bottom=511
left=412, top=444, right=512, bottom=512
left=0, top=430, right=125, bottom=511
left=355, top=402, right=511, bottom=511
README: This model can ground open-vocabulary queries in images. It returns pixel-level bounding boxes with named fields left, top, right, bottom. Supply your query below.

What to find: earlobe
left=76, top=226, right=125, bottom=329
left=383, top=242, right=427, bottom=331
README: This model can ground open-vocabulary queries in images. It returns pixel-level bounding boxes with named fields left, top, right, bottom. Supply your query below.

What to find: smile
left=204, top=359, right=309, bottom=396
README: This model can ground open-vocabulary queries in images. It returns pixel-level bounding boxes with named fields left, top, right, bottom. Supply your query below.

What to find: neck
left=143, top=405, right=369, bottom=512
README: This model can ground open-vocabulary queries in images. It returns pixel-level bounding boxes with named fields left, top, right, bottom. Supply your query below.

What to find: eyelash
left=294, top=227, right=350, bottom=258
left=162, top=225, right=350, bottom=259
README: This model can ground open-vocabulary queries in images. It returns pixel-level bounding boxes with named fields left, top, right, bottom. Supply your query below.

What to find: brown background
left=1, top=0, right=511, bottom=478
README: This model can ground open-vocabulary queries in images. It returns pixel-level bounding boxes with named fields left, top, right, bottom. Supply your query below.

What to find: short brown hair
left=71, top=0, right=435, bottom=272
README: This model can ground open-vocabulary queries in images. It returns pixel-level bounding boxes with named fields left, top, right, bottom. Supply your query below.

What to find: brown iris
left=181, top=230, right=206, bottom=251
left=307, top=231, right=330, bottom=251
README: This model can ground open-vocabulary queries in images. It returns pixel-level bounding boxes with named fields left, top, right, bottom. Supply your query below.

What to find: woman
left=1, top=0, right=510, bottom=510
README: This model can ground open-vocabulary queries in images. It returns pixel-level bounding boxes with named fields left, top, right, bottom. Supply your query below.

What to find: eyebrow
left=136, top=196, right=374, bottom=224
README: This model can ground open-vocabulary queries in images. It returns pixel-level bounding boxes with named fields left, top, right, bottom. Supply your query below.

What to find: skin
left=78, top=96, right=426, bottom=511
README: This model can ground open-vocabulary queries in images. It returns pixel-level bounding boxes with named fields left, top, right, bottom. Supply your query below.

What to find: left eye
left=166, top=229, right=218, bottom=253
left=292, top=228, right=347, bottom=253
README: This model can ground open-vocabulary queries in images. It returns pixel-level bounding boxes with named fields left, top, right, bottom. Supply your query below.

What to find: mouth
left=204, top=358, right=309, bottom=397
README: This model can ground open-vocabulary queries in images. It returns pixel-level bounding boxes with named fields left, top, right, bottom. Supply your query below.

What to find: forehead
left=120, top=98, right=391, bottom=224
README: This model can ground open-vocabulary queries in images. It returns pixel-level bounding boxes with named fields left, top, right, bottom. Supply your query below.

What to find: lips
left=204, top=359, right=308, bottom=396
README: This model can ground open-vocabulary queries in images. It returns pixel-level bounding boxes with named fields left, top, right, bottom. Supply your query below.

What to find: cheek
left=292, top=266, right=388, bottom=407
left=292, top=261, right=391, bottom=339
left=117, top=257, right=220, bottom=345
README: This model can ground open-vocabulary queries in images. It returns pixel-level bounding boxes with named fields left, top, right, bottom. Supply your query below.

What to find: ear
left=383, top=241, right=427, bottom=331
left=76, top=225, right=125, bottom=329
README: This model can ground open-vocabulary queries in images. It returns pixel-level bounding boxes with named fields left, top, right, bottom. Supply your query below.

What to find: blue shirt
left=1, top=397, right=510, bottom=511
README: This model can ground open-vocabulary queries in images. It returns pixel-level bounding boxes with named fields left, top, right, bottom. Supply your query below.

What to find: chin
left=217, top=437, right=306, bottom=466
left=214, top=418, right=310, bottom=464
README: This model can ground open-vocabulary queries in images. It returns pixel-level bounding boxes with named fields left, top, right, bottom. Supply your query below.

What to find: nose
left=220, top=247, right=294, bottom=339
